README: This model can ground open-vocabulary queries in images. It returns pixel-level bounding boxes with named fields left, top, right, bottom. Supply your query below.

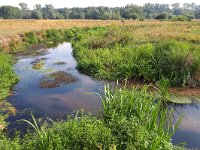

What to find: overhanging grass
left=0, top=86, right=183, bottom=150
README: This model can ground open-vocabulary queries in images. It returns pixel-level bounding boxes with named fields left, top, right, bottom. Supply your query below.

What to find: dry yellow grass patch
left=0, top=19, right=128, bottom=38
left=0, top=19, right=199, bottom=39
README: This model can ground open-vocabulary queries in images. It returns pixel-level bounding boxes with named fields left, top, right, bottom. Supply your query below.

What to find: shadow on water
left=6, top=42, right=104, bottom=136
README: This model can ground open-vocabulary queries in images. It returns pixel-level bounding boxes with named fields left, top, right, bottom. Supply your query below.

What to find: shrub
left=45, top=29, right=64, bottom=43
left=155, top=13, right=167, bottom=20
left=171, top=15, right=191, bottom=21
left=24, top=32, right=39, bottom=44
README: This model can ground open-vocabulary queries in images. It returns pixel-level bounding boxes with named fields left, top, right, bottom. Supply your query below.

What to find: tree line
left=0, top=2, right=200, bottom=20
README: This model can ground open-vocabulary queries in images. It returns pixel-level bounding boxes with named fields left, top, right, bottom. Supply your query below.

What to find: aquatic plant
left=32, top=61, right=44, bottom=70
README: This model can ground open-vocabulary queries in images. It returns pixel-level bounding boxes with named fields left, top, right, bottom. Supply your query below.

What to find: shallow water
left=171, top=102, right=200, bottom=148
left=5, top=42, right=200, bottom=149
left=6, top=43, right=104, bottom=134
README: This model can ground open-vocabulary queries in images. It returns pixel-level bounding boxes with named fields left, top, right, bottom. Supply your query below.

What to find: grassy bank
left=0, top=53, right=18, bottom=126
left=0, top=54, right=17, bottom=100
left=3, top=22, right=200, bottom=87
left=70, top=25, right=200, bottom=87
left=0, top=86, right=182, bottom=150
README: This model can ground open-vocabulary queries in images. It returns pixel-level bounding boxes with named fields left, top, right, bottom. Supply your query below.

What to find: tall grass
left=0, top=53, right=18, bottom=100
left=70, top=26, right=200, bottom=87
left=0, top=86, right=182, bottom=149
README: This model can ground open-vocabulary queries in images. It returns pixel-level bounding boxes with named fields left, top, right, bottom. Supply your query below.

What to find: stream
left=5, top=42, right=200, bottom=149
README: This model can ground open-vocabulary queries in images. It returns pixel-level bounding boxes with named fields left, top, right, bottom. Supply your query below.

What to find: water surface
left=6, top=43, right=103, bottom=134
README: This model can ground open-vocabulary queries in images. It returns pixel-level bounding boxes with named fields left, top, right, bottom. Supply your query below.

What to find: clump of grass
left=25, top=32, right=39, bottom=44
left=32, top=61, right=44, bottom=70
left=101, top=85, right=181, bottom=150
left=0, top=53, right=18, bottom=100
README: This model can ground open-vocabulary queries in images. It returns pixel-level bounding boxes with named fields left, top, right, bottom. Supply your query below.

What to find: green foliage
left=0, top=53, right=18, bottom=100
left=70, top=26, right=200, bottom=87
left=25, top=32, right=39, bottom=44
left=45, top=29, right=64, bottom=44
left=171, top=15, right=192, bottom=21
left=0, top=6, right=22, bottom=19
left=102, top=85, right=180, bottom=150
left=23, top=115, right=116, bottom=150
left=0, top=2, right=200, bottom=20
left=0, top=134, right=21, bottom=150
left=155, top=13, right=167, bottom=20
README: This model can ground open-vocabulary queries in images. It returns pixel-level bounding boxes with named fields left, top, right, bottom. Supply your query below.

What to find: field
left=0, top=19, right=131, bottom=38
left=1, top=19, right=200, bottom=149
left=1, top=19, right=200, bottom=50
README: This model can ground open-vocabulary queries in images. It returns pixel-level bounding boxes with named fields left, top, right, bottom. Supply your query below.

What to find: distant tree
left=85, top=7, right=101, bottom=19
left=1, top=2, right=200, bottom=20
left=58, top=8, right=70, bottom=19
left=0, top=6, right=22, bottom=19
left=143, top=3, right=155, bottom=19
left=19, top=2, right=32, bottom=19
left=32, top=10, right=43, bottom=19
left=195, top=6, right=200, bottom=19
left=155, top=13, right=167, bottom=20
left=121, top=5, right=143, bottom=19
left=32, top=4, right=43, bottom=19
left=43, top=4, right=56, bottom=19
left=171, top=3, right=183, bottom=15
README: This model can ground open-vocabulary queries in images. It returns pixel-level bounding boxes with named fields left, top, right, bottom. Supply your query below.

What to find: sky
left=0, top=0, right=200, bottom=9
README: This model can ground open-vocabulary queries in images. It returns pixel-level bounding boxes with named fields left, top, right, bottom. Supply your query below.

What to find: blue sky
left=0, top=0, right=199, bottom=9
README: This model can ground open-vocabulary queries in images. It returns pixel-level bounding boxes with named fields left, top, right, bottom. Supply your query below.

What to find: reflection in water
left=170, top=102, right=200, bottom=148
left=6, top=43, right=103, bottom=134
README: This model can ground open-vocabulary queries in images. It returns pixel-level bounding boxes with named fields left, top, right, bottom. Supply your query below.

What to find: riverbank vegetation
left=1, top=20, right=199, bottom=149
left=0, top=54, right=18, bottom=100
left=71, top=25, right=200, bottom=87
left=0, top=53, right=18, bottom=126
left=0, top=86, right=183, bottom=150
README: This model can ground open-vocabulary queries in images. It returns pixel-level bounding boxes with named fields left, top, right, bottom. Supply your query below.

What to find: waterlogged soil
left=4, top=42, right=200, bottom=149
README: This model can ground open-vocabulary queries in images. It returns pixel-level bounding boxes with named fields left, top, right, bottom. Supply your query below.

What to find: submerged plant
left=32, top=61, right=44, bottom=70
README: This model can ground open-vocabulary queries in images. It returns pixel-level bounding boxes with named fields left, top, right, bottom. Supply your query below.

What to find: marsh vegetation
left=1, top=20, right=200, bottom=149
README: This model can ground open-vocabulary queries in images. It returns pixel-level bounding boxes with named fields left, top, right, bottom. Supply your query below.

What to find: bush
left=155, top=13, right=167, bottom=20
left=171, top=15, right=191, bottom=21
left=24, top=32, right=39, bottom=44
left=45, top=29, right=64, bottom=43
